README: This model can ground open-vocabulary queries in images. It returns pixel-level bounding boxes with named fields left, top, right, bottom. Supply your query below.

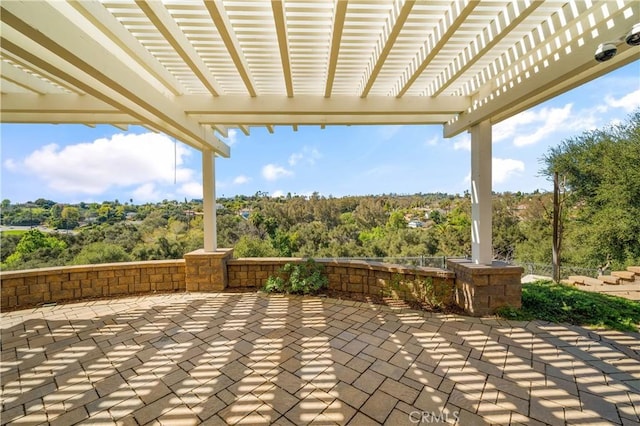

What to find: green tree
left=3, top=229, right=68, bottom=269
left=61, top=206, right=81, bottom=229
left=542, top=110, right=640, bottom=268
left=73, top=242, right=131, bottom=264
left=233, top=235, right=278, bottom=257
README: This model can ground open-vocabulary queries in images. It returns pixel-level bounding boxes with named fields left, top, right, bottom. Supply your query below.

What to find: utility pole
left=552, top=172, right=561, bottom=282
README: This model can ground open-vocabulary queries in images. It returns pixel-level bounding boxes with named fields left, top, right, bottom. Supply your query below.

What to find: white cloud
left=233, top=175, right=251, bottom=185
left=288, top=153, right=303, bottom=166
left=271, top=190, right=285, bottom=198
left=262, top=163, right=293, bottom=181
left=132, top=183, right=161, bottom=202
left=289, top=146, right=322, bottom=166
left=424, top=135, right=440, bottom=147
left=493, top=158, right=525, bottom=184
left=178, top=182, right=203, bottom=198
left=463, top=158, right=525, bottom=185
left=226, top=129, right=238, bottom=146
left=3, top=158, right=18, bottom=171
left=494, top=109, right=539, bottom=142
left=513, top=104, right=573, bottom=147
left=12, top=132, right=200, bottom=197
left=453, top=135, right=470, bottom=151
left=605, top=89, right=640, bottom=112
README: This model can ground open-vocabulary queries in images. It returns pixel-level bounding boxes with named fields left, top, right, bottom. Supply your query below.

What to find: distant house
left=125, top=212, right=137, bottom=220
left=408, top=220, right=423, bottom=228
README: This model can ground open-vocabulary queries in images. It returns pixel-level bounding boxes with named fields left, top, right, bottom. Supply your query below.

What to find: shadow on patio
left=2, top=292, right=639, bottom=425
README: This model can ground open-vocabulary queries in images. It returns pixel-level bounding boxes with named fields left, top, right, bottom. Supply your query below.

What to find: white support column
left=470, top=120, right=492, bottom=265
left=202, top=148, right=217, bottom=252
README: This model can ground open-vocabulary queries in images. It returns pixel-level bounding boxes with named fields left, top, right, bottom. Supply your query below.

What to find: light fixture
left=594, top=42, right=617, bottom=62
left=594, top=23, right=640, bottom=62
left=626, top=23, right=640, bottom=46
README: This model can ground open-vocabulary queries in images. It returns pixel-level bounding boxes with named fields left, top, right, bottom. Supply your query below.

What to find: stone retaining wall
left=228, top=258, right=455, bottom=305
left=2, top=256, right=517, bottom=315
left=1, top=260, right=185, bottom=310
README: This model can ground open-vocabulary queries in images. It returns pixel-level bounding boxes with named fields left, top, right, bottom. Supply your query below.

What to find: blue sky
left=1, top=61, right=638, bottom=204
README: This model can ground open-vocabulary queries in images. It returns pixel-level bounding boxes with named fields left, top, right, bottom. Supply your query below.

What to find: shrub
left=496, top=281, right=640, bottom=331
left=264, top=259, right=328, bottom=295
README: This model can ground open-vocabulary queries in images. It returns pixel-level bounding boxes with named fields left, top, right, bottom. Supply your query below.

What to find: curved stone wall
left=1, top=256, right=456, bottom=311
left=1, top=260, right=186, bottom=310
left=228, top=258, right=456, bottom=305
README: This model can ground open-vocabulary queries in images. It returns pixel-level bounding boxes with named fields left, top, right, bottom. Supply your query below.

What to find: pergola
left=1, top=0, right=638, bottom=265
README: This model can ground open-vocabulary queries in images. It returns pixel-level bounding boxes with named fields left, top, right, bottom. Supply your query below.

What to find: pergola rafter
left=1, top=0, right=638, bottom=260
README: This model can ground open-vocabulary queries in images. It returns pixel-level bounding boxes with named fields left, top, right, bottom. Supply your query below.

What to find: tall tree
left=542, top=110, right=640, bottom=269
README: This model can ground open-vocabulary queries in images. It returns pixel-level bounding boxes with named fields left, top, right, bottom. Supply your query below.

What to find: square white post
left=470, top=121, right=492, bottom=264
left=202, top=148, right=217, bottom=252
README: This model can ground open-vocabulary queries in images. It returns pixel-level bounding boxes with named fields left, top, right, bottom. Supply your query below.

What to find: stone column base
left=184, top=248, right=234, bottom=292
left=447, top=258, right=523, bottom=316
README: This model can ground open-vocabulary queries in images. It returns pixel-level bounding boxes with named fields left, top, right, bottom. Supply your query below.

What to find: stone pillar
left=447, top=258, right=523, bottom=316
left=184, top=248, right=234, bottom=292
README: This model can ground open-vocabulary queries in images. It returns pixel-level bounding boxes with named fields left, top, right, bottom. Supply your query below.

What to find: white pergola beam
left=360, top=0, right=414, bottom=98
left=444, top=6, right=640, bottom=137
left=324, top=0, right=348, bottom=98
left=180, top=94, right=469, bottom=115
left=204, top=0, right=257, bottom=97
left=432, top=0, right=543, bottom=97
left=271, top=0, right=293, bottom=97
left=396, top=0, right=479, bottom=98
left=0, top=60, right=64, bottom=94
left=0, top=1, right=229, bottom=157
left=1, top=112, right=137, bottom=125
left=135, top=0, right=222, bottom=97
left=191, top=113, right=455, bottom=126
left=71, top=0, right=185, bottom=97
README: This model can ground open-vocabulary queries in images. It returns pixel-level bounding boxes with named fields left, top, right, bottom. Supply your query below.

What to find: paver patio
left=1, top=292, right=639, bottom=425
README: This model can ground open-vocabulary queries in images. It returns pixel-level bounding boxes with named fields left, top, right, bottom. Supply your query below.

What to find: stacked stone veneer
left=228, top=258, right=455, bottom=305
left=447, top=258, right=523, bottom=316
left=1, top=253, right=523, bottom=316
left=1, top=260, right=185, bottom=310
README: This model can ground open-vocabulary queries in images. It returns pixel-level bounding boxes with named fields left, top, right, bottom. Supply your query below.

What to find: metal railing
left=317, top=256, right=448, bottom=269
left=511, top=262, right=599, bottom=279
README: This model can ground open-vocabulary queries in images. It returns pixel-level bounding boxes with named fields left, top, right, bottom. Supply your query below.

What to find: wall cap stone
left=184, top=248, right=234, bottom=259
left=0, top=259, right=186, bottom=279
left=228, top=257, right=454, bottom=278
left=447, top=258, right=524, bottom=276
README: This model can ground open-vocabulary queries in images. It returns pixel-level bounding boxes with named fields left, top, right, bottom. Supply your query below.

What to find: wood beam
left=360, top=0, right=414, bottom=98
left=204, top=0, right=257, bottom=97
left=324, top=0, right=348, bottom=98
left=71, top=0, right=185, bottom=96
left=190, top=113, right=455, bottom=126
left=179, top=94, right=469, bottom=115
left=0, top=61, right=64, bottom=94
left=135, top=0, right=222, bottom=96
left=396, top=0, right=479, bottom=98
left=271, top=0, right=293, bottom=97
left=0, top=1, right=229, bottom=156
left=444, top=7, right=640, bottom=137
left=432, top=0, right=543, bottom=96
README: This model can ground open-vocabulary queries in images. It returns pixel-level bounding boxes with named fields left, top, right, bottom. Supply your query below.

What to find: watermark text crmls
left=409, top=410, right=460, bottom=424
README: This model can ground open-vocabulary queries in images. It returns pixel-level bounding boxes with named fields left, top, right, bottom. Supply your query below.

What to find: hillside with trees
left=1, top=111, right=638, bottom=275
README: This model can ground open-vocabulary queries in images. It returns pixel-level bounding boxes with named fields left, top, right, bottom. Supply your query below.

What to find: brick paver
left=2, top=292, right=640, bottom=425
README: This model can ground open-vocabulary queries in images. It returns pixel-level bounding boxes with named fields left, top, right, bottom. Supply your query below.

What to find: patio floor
left=1, top=292, right=639, bottom=425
